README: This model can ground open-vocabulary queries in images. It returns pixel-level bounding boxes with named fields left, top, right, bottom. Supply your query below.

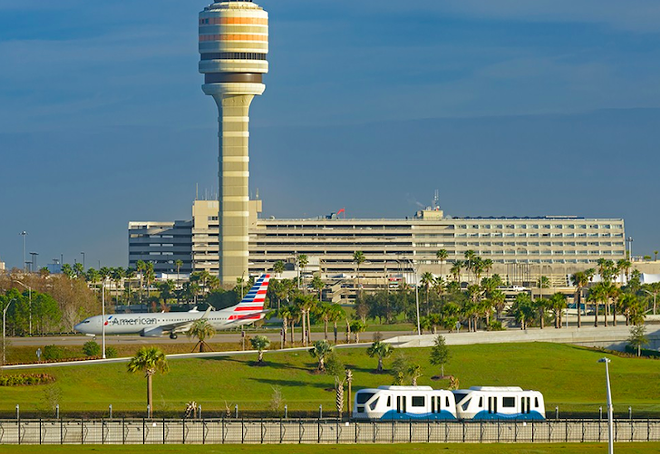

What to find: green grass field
left=1, top=342, right=659, bottom=418
left=2, top=443, right=659, bottom=454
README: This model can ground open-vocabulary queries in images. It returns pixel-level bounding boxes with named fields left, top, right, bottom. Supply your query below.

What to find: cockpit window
left=357, top=392, right=375, bottom=404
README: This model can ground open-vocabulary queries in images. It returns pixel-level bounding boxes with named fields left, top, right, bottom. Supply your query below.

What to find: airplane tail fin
left=228, top=274, right=270, bottom=322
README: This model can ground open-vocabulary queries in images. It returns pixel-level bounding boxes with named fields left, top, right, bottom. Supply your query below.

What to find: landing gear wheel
left=170, top=333, right=178, bottom=340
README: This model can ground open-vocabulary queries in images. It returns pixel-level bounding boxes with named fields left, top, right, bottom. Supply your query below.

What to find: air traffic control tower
left=199, top=0, right=268, bottom=287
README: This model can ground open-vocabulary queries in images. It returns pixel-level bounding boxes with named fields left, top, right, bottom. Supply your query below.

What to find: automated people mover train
left=353, top=385, right=545, bottom=420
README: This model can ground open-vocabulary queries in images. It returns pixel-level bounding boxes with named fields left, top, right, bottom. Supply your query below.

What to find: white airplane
left=74, top=274, right=270, bottom=339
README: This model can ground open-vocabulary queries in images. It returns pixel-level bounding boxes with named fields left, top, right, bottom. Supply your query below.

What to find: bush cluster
left=43, top=345, right=64, bottom=360
left=0, top=373, right=55, bottom=386
left=83, top=341, right=101, bottom=357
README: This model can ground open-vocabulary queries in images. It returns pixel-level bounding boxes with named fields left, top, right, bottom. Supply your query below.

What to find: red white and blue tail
left=228, top=274, right=270, bottom=322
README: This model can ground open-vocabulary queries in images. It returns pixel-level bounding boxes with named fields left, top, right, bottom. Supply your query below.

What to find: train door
left=521, top=396, right=531, bottom=414
left=397, top=396, right=407, bottom=414
left=488, top=396, right=498, bottom=414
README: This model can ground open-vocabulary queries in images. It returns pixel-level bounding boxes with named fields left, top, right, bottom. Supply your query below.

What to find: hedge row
left=0, top=373, right=56, bottom=387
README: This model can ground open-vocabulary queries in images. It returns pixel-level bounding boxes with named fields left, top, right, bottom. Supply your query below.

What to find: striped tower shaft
left=215, top=94, right=253, bottom=286
left=199, top=1, right=268, bottom=287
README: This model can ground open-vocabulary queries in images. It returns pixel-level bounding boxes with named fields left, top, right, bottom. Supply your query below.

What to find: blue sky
left=1, top=0, right=659, bottom=269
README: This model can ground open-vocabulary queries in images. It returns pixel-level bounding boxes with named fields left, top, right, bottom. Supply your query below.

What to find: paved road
left=7, top=330, right=413, bottom=348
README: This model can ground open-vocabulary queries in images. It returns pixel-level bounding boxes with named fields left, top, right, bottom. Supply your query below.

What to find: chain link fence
left=2, top=418, right=660, bottom=445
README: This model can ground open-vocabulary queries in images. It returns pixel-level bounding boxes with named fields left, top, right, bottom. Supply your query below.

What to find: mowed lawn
left=2, top=444, right=660, bottom=454
left=1, top=342, right=659, bottom=416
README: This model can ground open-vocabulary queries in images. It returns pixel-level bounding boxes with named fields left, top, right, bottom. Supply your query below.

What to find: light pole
left=407, top=259, right=421, bottom=336
left=20, top=231, right=27, bottom=272
left=101, top=278, right=106, bottom=359
left=598, top=357, right=614, bottom=454
left=81, top=252, right=86, bottom=271
left=13, top=280, right=32, bottom=336
left=2, top=299, right=15, bottom=365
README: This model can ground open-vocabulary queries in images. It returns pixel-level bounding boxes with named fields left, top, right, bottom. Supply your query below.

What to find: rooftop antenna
left=432, top=189, right=440, bottom=210
left=196, top=183, right=199, bottom=200
left=255, top=188, right=260, bottom=200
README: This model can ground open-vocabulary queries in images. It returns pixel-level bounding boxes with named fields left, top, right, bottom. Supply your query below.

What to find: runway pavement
left=7, top=330, right=413, bottom=348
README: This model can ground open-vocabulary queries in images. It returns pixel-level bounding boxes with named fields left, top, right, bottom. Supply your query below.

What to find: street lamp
left=101, top=278, right=106, bottom=359
left=598, top=357, right=614, bottom=454
left=13, top=280, right=32, bottom=336
left=2, top=299, right=15, bottom=365
left=80, top=252, right=86, bottom=271
left=407, top=259, right=422, bottom=336
left=20, top=231, right=27, bottom=272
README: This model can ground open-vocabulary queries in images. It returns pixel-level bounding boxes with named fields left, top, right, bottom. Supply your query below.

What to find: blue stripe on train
left=380, top=410, right=457, bottom=421
left=470, top=410, right=545, bottom=421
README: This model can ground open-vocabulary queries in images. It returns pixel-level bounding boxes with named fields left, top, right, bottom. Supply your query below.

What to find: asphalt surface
left=7, top=330, right=413, bottom=348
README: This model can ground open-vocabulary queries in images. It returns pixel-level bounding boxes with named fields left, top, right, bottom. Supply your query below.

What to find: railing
left=1, top=418, right=659, bottom=445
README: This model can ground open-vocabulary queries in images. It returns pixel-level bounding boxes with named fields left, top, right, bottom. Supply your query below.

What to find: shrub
left=82, top=341, right=101, bottom=357
left=43, top=345, right=64, bottom=361
left=105, top=346, right=118, bottom=358
left=0, top=373, right=55, bottom=386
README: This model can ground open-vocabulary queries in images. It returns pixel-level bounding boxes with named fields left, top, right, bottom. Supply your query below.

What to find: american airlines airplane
left=74, top=274, right=270, bottom=339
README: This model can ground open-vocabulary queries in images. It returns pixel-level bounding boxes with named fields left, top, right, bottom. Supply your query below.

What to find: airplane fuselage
left=75, top=308, right=262, bottom=337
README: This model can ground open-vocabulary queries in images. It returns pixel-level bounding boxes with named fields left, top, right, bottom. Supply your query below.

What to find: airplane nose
left=74, top=322, right=86, bottom=333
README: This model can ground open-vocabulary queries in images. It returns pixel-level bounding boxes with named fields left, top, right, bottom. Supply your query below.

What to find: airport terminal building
left=129, top=200, right=627, bottom=287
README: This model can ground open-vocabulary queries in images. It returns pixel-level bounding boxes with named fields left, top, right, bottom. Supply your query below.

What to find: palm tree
left=315, top=302, right=332, bottom=340
left=250, top=335, right=270, bottom=364
left=367, top=340, right=394, bottom=373
left=175, top=260, right=183, bottom=286
left=297, top=254, right=308, bottom=290
left=436, top=249, right=448, bottom=278
left=187, top=318, right=216, bottom=352
left=463, top=250, right=477, bottom=283
left=407, top=363, right=422, bottom=386
left=112, top=267, right=126, bottom=304
left=273, top=260, right=285, bottom=278
left=655, top=251, right=659, bottom=262
left=570, top=271, right=588, bottom=328
left=420, top=272, right=434, bottom=316
left=328, top=304, right=345, bottom=344
left=350, top=319, right=366, bottom=343
left=309, top=340, right=333, bottom=371
left=450, top=261, right=463, bottom=283
left=353, top=251, right=366, bottom=295
left=136, top=260, right=146, bottom=302
left=127, top=347, right=169, bottom=418
left=549, top=292, right=567, bottom=329
left=278, top=305, right=293, bottom=347
left=311, top=274, right=325, bottom=301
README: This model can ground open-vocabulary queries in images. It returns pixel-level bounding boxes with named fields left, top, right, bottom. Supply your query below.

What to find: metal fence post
left=60, top=416, right=64, bottom=445
left=163, top=417, right=166, bottom=444
left=39, top=418, right=42, bottom=445
left=241, top=418, right=245, bottom=444
left=143, top=418, right=146, bottom=445
left=182, top=417, right=186, bottom=445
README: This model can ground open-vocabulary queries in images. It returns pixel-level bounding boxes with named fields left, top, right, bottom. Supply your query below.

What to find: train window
left=369, top=397, right=380, bottom=411
left=535, top=397, right=539, bottom=407
left=461, top=398, right=471, bottom=411
left=478, top=397, right=483, bottom=407
left=453, top=392, right=468, bottom=404
left=387, top=396, right=391, bottom=407
left=412, top=396, right=425, bottom=407
left=503, top=397, right=516, bottom=408
left=445, top=396, right=450, bottom=408
left=357, top=407, right=365, bottom=413
left=357, top=393, right=375, bottom=404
